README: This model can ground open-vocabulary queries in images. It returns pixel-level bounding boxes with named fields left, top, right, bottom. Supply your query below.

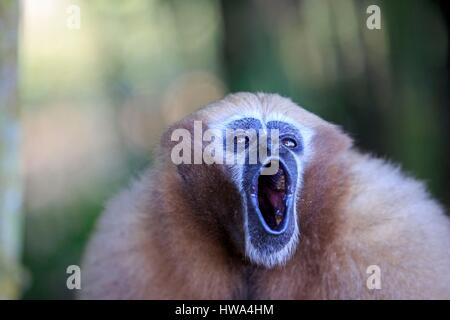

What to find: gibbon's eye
left=281, top=137, right=297, bottom=149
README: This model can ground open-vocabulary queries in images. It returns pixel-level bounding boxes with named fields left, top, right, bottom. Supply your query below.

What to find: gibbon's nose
left=260, top=158, right=280, bottom=177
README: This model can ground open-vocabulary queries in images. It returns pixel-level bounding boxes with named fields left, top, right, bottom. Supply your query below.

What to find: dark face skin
left=225, top=118, right=303, bottom=264
left=172, top=116, right=304, bottom=267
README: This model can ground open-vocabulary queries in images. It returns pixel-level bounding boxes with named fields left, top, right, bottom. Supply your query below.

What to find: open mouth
left=252, top=161, right=293, bottom=234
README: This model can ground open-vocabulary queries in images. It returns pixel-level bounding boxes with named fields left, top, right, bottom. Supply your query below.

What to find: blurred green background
left=0, top=0, right=449, bottom=299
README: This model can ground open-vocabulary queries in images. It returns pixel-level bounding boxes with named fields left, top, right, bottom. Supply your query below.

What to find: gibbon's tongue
left=267, top=189, right=285, bottom=225
left=258, top=167, right=287, bottom=230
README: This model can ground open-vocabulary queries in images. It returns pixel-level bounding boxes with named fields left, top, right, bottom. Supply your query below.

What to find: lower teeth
left=275, top=209, right=283, bottom=225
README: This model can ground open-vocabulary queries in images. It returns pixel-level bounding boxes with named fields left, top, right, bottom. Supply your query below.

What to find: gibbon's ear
left=310, top=123, right=353, bottom=164
left=160, top=116, right=194, bottom=151
left=159, top=116, right=201, bottom=184
left=298, top=122, right=352, bottom=227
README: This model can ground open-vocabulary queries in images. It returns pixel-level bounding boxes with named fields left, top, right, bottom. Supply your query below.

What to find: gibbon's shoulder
left=341, top=150, right=449, bottom=236
left=331, top=149, right=450, bottom=299
left=80, top=170, right=158, bottom=299
left=81, top=166, right=244, bottom=299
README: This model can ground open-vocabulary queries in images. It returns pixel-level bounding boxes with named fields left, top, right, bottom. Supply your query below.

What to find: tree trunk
left=0, top=0, right=24, bottom=299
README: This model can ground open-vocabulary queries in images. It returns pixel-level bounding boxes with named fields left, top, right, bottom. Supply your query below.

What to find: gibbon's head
left=161, top=92, right=351, bottom=268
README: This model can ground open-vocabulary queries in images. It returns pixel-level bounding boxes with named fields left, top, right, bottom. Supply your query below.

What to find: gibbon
left=81, top=92, right=450, bottom=299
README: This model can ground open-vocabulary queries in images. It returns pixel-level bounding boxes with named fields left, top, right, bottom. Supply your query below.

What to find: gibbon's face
left=220, top=116, right=311, bottom=268
left=166, top=94, right=338, bottom=268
